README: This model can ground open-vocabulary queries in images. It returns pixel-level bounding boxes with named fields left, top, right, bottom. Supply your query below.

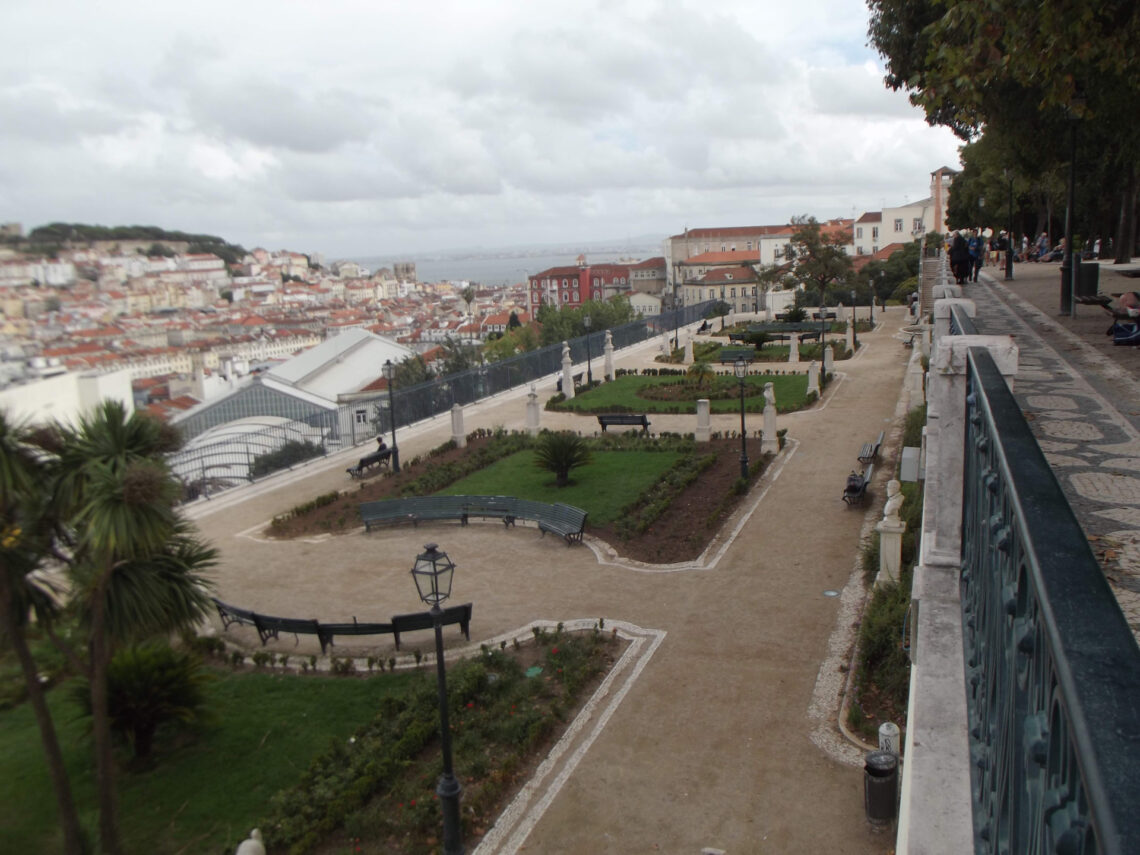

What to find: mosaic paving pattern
left=972, top=277, right=1140, bottom=638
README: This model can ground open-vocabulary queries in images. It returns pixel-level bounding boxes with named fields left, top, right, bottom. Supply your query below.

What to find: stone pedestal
left=560, top=341, right=575, bottom=400
left=525, top=385, right=540, bottom=436
left=787, top=333, right=800, bottom=364
left=683, top=337, right=694, bottom=365
left=450, top=404, right=466, bottom=448
left=695, top=398, right=710, bottom=442
left=845, top=320, right=855, bottom=353
left=877, top=518, right=905, bottom=585
left=822, top=343, right=833, bottom=374
left=603, top=330, right=614, bottom=381
left=806, top=361, right=820, bottom=398
left=762, top=382, right=779, bottom=454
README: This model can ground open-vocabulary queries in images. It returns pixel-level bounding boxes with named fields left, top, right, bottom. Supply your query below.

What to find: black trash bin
left=1077, top=260, right=1099, bottom=298
left=864, top=750, right=899, bottom=825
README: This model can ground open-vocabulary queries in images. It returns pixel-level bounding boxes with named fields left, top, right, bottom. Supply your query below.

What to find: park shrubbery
left=250, top=440, right=325, bottom=477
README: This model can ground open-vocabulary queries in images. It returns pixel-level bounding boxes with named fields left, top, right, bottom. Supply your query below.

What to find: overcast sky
left=0, top=0, right=961, bottom=259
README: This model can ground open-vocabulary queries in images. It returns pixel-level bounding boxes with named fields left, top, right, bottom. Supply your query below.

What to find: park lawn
left=0, top=669, right=417, bottom=855
left=558, top=373, right=809, bottom=414
left=437, top=449, right=682, bottom=524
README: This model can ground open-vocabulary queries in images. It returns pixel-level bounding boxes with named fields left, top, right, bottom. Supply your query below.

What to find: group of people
left=948, top=229, right=995, bottom=285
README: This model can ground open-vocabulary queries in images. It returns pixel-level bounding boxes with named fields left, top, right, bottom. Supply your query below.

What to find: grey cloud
left=808, top=66, right=915, bottom=118
left=0, top=88, right=130, bottom=143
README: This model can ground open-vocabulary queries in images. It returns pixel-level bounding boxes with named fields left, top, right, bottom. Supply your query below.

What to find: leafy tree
left=49, top=401, right=216, bottom=855
left=394, top=354, right=432, bottom=388
left=507, top=311, right=522, bottom=330
left=0, top=414, right=85, bottom=854
left=762, top=216, right=854, bottom=306
left=439, top=336, right=480, bottom=375
left=533, top=431, right=592, bottom=487
left=868, top=0, right=1140, bottom=260
left=686, top=362, right=715, bottom=390
left=249, top=440, right=324, bottom=477
left=72, top=641, right=211, bottom=760
left=461, top=286, right=476, bottom=315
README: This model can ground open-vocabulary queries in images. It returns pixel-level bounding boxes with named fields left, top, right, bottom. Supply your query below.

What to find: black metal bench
left=347, top=448, right=392, bottom=479
left=213, top=598, right=257, bottom=630
left=596, top=413, right=651, bottom=433
left=315, top=619, right=395, bottom=655
left=460, top=496, right=519, bottom=527
left=252, top=614, right=321, bottom=647
left=728, top=332, right=750, bottom=342
left=842, top=463, right=874, bottom=506
left=391, top=603, right=473, bottom=650
left=716, top=347, right=755, bottom=364
left=858, top=431, right=885, bottom=464
left=537, top=502, right=588, bottom=546
left=811, top=309, right=838, bottom=320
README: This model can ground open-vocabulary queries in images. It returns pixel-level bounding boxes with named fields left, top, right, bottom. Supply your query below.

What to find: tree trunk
left=0, top=575, right=86, bottom=855
left=90, top=576, right=122, bottom=855
left=1115, top=162, right=1136, bottom=264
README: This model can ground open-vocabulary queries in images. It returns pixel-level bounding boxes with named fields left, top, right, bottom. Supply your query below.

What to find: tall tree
left=0, top=415, right=85, bottom=855
left=761, top=216, right=854, bottom=304
left=51, top=401, right=215, bottom=855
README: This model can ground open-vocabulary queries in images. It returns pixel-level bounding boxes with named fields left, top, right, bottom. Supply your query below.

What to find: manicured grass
left=0, top=669, right=417, bottom=854
left=437, top=449, right=683, bottom=524
left=557, top=373, right=809, bottom=414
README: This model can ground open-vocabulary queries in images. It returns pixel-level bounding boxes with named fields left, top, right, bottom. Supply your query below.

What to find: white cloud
left=0, top=0, right=962, bottom=256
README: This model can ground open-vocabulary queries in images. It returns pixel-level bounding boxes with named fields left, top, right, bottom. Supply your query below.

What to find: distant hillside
left=8, top=222, right=246, bottom=265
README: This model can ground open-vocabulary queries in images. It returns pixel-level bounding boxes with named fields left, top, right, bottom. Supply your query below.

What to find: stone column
left=787, top=332, right=800, bottom=364
left=924, top=335, right=1018, bottom=562
left=806, top=360, right=820, bottom=398
left=525, top=384, right=540, bottom=436
left=845, top=319, right=855, bottom=353
left=876, top=480, right=905, bottom=585
left=822, top=342, right=833, bottom=374
left=560, top=340, right=575, bottom=400
left=683, top=336, right=694, bottom=365
left=603, top=330, right=615, bottom=381
left=695, top=398, right=710, bottom=442
left=932, top=297, right=977, bottom=350
left=761, top=383, right=778, bottom=454
left=450, top=404, right=467, bottom=448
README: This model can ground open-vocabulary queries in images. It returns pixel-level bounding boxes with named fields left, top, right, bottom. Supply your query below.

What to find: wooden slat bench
left=858, top=431, right=885, bottom=464
left=346, top=448, right=392, bottom=479
left=391, top=603, right=473, bottom=651
left=842, top=464, right=874, bottom=506
left=596, top=413, right=651, bottom=433
left=315, top=619, right=395, bottom=655
left=716, top=347, right=755, bottom=364
left=537, top=502, right=588, bottom=546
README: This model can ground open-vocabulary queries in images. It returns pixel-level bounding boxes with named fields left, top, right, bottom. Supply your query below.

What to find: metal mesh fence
left=173, top=301, right=712, bottom=500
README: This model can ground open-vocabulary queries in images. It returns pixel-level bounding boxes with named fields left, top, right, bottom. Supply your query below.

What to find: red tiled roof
left=699, top=266, right=759, bottom=284
left=680, top=250, right=760, bottom=265
left=669, top=225, right=791, bottom=240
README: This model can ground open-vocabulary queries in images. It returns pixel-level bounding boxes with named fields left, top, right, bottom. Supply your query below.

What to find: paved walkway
left=187, top=312, right=917, bottom=854
left=965, top=259, right=1140, bottom=637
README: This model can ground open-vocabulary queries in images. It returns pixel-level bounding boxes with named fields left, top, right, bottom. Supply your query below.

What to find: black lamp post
left=720, top=285, right=726, bottom=330
left=734, top=357, right=749, bottom=480
left=850, top=288, right=858, bottom=351
left=383, top=359, right=401, bottom=473
left=583, top=315, right=593, bottom=385
left=410, top=543, right=464, bottom=855
left=819, top=285, right=827, bottom=358
left=1003, top=168, right=1015, bottom=281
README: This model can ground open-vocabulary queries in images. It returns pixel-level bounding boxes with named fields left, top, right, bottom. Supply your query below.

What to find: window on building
left=354, top=409, right=368, bottom=425
left=572, top=290, right=579, bottom=301
left=913, top=217, right=924, bottom=233
left=730, top=287, right=736, bottom=297
left=856, top=227, right=863, bottom=239
left=562, top=291, right=568, bottom=301
left=746, top=241, right=752, bottom=250
left=872, top=245, right=879, bottom=254
left=872, top=227, right=879, bottom=240
left=894, top=219, right=903, bottom=232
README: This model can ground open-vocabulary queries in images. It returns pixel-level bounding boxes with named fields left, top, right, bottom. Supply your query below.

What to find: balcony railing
left=958, top=345, right=1140, bottom=853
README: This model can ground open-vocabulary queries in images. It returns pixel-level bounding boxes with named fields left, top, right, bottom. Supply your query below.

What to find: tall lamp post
left=720, top=285, right=726, bottom=330
left=819, top=284, right=827, bottom=358
left=734, top=357, right=749, bottom=480
left=1003, top=168, right=1015, bottom=281
left=850, top=288, right=858, bottom=351
left=383, top=359, right=401, bottom=473
left=583, top=315, right=593, bottom=385
left=410, top=543, right=464, bottom=855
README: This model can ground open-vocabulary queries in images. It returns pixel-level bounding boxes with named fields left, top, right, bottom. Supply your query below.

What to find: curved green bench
left=359, top=495, right=587, bottom=546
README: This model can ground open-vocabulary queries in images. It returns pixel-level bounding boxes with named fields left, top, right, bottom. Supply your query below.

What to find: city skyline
left=1, top=0, right=962, bottom=259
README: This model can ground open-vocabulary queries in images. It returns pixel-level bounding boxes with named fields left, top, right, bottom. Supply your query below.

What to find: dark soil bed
left=269, top=436, right=766, bottom=565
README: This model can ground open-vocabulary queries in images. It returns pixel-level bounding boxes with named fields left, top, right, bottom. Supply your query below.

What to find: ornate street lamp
left=734, top=357, right=749, bottom=480
left=410, top=543, right=464, bottom=855
left=383, top=359, right=401, bottom=473
left=850, top=288, right=858, bottom=351
left=583, top=315, right=593, bottom=386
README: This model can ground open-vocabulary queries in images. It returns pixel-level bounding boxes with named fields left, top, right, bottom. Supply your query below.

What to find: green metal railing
left=959, top=347, right=1140, bottom=853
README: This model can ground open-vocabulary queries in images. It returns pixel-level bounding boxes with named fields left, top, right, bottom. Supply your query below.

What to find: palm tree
left=686, top=361, right=715, bottom=390
left=52, top=401, right=215, bottom=855
left=533, top=431, right=592, bottom=487
left=0, top=414, right=86, bottom=854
